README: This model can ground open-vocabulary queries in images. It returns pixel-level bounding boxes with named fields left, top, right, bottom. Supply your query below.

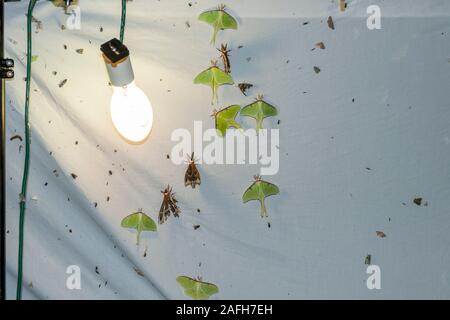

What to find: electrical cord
left=120, top=0, right=126, bottom=43
left=16, top=0, right=37, bottom=301
left=16, top=0, right=127, bottom=300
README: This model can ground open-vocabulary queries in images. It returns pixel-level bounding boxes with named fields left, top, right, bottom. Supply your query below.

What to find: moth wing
left=216, top=105, right=241, bottom=136
left=219, top=11, right=238, bottom=30
left=261, top=181, right=280, bottom=198
left=199, top=281, right=219, bottom=299
left=215, top=114, right=229, bottom=137
left=211, top=67, right=234, bottom=85
left=242, top=182, right=260, bottom=203
left=198, top=10, right=220, bottom=27
left=219, top=105, right=240, bottom=120
left=120, top=213, right=140, bottom=229
left=177, top=276, right=195, bottom=288
left=141, top=214, right=157, bottom=231
left=185, top=165, right=193, bottom=186
left=193, top=68, right=213, bottom=85
left=194, top=167, right=201, bottom=185
left=158, top=201, right=169, bottom=224
left=169, top=199, right=180, bottom=217
left=261, top=101, right=278, bottom=118
left=240, top=101, right=260, bottom=119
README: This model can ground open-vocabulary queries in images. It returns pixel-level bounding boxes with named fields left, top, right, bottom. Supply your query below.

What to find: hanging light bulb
left=101, top=38, right=153, bottom=143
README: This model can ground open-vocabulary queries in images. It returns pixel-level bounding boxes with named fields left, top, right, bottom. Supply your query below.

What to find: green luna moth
left=176, top=276, right=219, bottom=300
left=240, top=95, right=278, bottom=130
left=242, top=175, right=279, bottom=218
left=198, top=4, right=238, bottom=45
left=212, top=105, right=241, bottom=137
left=121, top=209, right=157, bottom=245
left=194, top=61, right=234, bottom=104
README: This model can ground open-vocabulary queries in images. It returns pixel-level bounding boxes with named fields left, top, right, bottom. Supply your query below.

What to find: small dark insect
left=100, top=26, right=103, bottom=32
left=238, top=83, right=253, bottom=96
left=71, top=173, right=77, bottom=179
left=184, top=152, right=201, bottom=188
left=413, top=197, right=423, bottom=206
left=166, top=154, right=170, bottom=159
left=75, top=49, right=84, bottom=54
left=193, top=225, right=201, bottom=230
left=268, top=222, right=271, bottom=228
left=315, top=42, right=325, bottom=50
left=59, top=79, right=68, bottom=88
left=365, top=254, right=372, bottom=265
left=158, top=185, right=180, bottom=224
left=327, top=16, right=335, bottom=30
left=10, top=134, right=23, bottom=142
left=95, top=266, right=100, bottom=274
left=314, top=66, right=321, bottom=74
left=108, top=170, right=113, bottom=176
left=217, top=43, right=231, bottom=73
left=376, top=231, right=386, bottom=238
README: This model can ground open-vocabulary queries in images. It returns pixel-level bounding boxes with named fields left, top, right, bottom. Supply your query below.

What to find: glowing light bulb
left=110, top=81, right=153, bottom=143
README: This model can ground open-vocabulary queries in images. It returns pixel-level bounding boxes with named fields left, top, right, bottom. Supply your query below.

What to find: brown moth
left=238, top=83, right=253, bottom=96
left=327, top=16, right=335, bottom=30
left=184, top=152, right=201, bottom=188
left=158, top=185, right=180, bottom=224
left=217, top=43, right=231, bottom=74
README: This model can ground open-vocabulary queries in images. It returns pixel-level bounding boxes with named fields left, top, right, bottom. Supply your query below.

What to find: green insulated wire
left=16, top=0, right=37, bottom=300
left=120, top=0, right=126, bottom=42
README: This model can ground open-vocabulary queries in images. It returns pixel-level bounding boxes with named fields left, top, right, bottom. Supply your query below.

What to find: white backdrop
left=4, top=0, right=450, bottom=299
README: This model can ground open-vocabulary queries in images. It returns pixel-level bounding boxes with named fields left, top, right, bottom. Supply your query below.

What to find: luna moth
left=121, top=209, right=157, bottom=245
left=198, top=4, right=238, bottom=45
left=194, top=61, right=234, bottom=104
left=176, top=276, right=219, bottom=300
left=240, top=95, right=278, bottom=130
left=212, top=105, right=241, bottom=137
left=242, top=175, right=279, bottom=218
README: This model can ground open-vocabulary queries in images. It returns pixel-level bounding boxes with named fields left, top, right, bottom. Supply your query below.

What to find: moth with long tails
left=185, top=152, right=201, bottom=188
left=242, top=175, right=280, bottom=218
left=158, top=185, right=180, bottom=224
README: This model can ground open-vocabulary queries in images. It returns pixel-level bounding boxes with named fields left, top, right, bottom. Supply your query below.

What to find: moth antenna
left=211, top=109, right=218, bottom=117
left=218, top=4, right=226, bottom=11
left=210, top=59, right=218, bottom=67
left=254, top=174, right=262, bottom=181
left=255, top=94, right=264, bottom=101
left=138, top=208, right=143, bottom=213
